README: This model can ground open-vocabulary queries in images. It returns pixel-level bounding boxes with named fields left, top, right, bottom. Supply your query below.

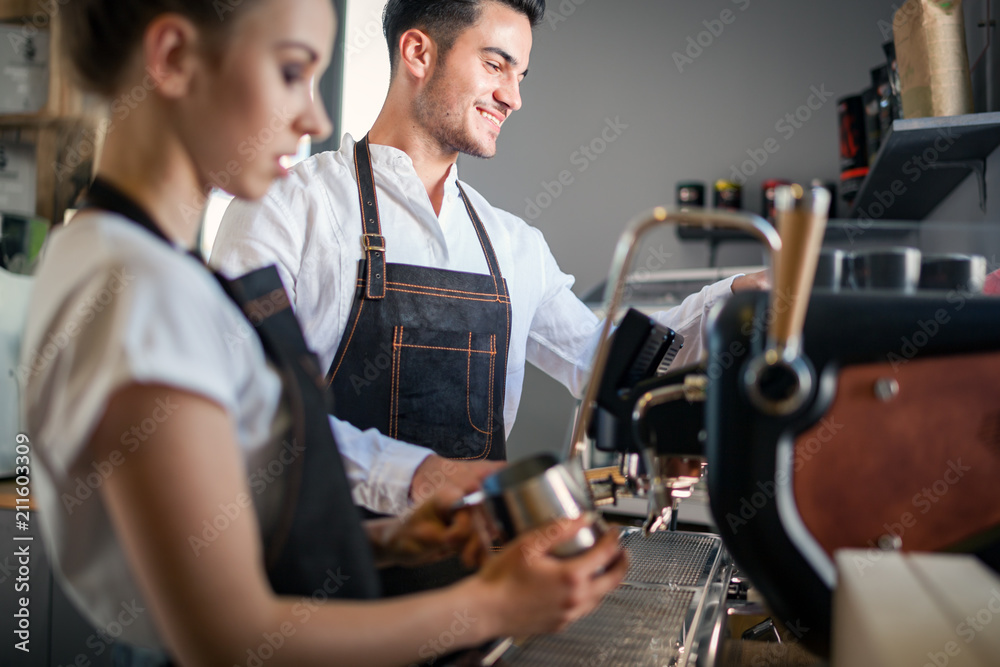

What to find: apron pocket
left=391, top=326, right=497, bottom=459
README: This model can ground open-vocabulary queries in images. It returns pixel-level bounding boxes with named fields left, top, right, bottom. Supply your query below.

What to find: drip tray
left=494, top=530, right=731, bottom=667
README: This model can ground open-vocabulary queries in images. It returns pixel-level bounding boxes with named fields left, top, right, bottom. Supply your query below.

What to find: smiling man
left=211, top=0, right=761, bottom=592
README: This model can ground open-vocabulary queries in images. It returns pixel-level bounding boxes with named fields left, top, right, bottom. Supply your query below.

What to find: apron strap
left=215, top=266, right=381, bottom=597
left=456, top=182, right=506, bottom=299
left=354, top=135, right=507, bottom=300
left=80, top=178, right=204, bottom=262
left=354, top=137, right=387, bottom=300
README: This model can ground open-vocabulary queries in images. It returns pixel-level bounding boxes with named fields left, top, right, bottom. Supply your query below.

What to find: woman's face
left=182, top=0, right=335, bottom=200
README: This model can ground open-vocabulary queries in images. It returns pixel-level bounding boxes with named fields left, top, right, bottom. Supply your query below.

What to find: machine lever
left=744, top=185, right=830, bottom=417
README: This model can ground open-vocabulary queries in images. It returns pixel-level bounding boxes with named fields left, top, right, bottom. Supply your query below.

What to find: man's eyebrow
left=483, top=46, right=529, bottom=77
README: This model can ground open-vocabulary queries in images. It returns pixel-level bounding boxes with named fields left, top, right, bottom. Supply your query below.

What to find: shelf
left=0, top=0, right=96, bottom=225
left=0, top=0, right=35, bottom=21
left=848, top=112, right=1000, bottom=221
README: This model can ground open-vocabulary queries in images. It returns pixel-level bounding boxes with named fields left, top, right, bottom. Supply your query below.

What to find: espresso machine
left=496, top=186, right=1000, bottom=664
left=494, top=205, right=786, bottom=667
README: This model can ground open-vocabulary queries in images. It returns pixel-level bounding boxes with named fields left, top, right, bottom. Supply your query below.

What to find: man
left=212, top=0, right=765, bottom=519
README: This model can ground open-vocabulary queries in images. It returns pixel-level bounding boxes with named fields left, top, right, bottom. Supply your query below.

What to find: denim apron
left=326, top=136, right=512, bottom=594
left=82, top=178, right=379, bottom=666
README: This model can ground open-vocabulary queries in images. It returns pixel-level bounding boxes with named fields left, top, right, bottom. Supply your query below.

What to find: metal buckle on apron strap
left=361, top=234, right=386, bottom=252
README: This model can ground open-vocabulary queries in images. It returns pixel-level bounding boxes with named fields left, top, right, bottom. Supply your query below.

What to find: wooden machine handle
left=770, top=184, right=831, bottom=356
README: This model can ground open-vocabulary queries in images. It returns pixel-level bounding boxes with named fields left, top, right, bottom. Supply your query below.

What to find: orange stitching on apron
left=328, top=298, right=366, bottom=386
left=484, top=334, right=496, bottom=459
left=500, top=277, right=511, bottom=435
left=356, top=280, right=508, bottom=302
left=388, top=326, right=393, bottom=438
left=367, top=254, right=373, bottom=294
left=467, top=333, right=492, bottom=435
left=384, top=287, right=510, bottom=304
left=358, top=280, right=510, bottom=303
left=455, top=334, right=495, bottom=460
left=386, top=281, right=501, bottom=297
left=393, top=330, right=496, bottom=459
left=397, top=343, right=494, bottom=354
left=391, top=326, right=403, bottom=439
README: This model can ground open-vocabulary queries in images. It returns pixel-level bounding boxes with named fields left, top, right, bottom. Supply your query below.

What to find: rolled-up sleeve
left=526, top=236, right=740, bottom=396
left=650, top=274, right=739, bottom=369
left=329, top=417, right=433, bottom=515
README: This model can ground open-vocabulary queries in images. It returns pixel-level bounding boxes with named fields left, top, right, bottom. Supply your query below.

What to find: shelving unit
left=848, top=112, right=1000, bottom=221
left=0, top=1, right=97, bottom=226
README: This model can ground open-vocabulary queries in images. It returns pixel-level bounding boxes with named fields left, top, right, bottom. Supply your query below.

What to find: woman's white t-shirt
left=20, top=210, right=290, bottom=649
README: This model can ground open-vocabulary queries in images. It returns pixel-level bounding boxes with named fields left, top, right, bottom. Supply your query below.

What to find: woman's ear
left=142, top=14, right=201, bottom=99
left=397, top=28, right=437, bottom=82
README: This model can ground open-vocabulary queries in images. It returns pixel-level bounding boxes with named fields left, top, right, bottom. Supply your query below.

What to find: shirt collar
left=339, top=133, right=461, bottom=191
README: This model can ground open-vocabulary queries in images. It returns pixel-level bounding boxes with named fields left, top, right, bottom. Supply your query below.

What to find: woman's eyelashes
left=282, top=63, right=307, bottom=85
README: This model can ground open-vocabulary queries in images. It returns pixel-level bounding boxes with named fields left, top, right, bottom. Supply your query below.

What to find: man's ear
left=397, top=28, right=437, bottom=82
left=141, top=14, right=201, bottom=98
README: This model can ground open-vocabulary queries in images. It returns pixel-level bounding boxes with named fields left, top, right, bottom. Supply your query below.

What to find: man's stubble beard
left=414, top=61, right=497, bottom=160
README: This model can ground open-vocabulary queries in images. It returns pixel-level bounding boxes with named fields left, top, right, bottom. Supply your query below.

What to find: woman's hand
left=470, top=515, right=629, bottom=638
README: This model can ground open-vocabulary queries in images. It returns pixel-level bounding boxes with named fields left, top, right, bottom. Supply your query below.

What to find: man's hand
left=732, top=269, right=771, bottom=292
left=408, top=455, right=505, bottom=506
left=366, top=489, right=477, bottom=568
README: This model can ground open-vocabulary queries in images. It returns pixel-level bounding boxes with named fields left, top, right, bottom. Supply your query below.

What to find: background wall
left=342, top=0, right=1000, bottom=459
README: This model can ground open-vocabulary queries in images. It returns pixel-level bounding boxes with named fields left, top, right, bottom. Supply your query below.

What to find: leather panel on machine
left=793, top=350, right=1000, bottom=556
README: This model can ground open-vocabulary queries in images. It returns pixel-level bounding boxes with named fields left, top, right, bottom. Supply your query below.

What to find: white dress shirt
left=212, top=134, right=738, bottom=512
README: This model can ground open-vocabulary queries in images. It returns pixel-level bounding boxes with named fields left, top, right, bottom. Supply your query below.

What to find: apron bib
left=327, top=136, right=511, bottom=462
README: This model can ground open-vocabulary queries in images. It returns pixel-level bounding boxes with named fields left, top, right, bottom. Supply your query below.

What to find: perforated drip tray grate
left=621, top=531, right=720, bottom=588
left=499, top=530, right=727, bottom=667
left=504, top=585, right=694, bottom=666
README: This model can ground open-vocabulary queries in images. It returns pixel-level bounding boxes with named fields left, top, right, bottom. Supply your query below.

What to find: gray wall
left=455, top=0, right=1000, bottom=459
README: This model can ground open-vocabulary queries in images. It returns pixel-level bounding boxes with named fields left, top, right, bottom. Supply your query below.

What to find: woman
left=20, top=1, right=626, bottom=665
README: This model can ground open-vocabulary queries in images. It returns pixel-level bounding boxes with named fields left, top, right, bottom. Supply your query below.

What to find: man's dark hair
left=382, top=0, right=545, bottom=72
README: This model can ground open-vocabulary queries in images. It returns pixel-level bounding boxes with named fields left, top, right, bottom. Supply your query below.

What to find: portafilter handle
left=743, top=185, right=831, bottom=416
left=567, top=207, right=782, bottom=460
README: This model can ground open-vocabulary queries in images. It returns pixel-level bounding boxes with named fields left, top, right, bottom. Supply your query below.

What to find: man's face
left=415, top=2, right=533, bottom=159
